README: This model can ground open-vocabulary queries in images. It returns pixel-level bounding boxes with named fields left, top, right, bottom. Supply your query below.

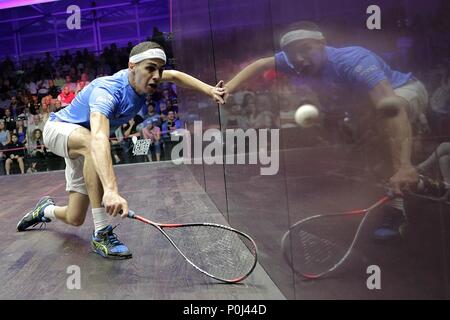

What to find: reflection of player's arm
left=225, top=57, right=275, bottom=94
left=90, top=112, right=119, bottom=193
left=161, top=70, right=213, bottom=96
left=369, top=80, right=413, bottom=170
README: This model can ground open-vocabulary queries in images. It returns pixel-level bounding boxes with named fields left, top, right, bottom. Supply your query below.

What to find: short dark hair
left=130, top=41, right=163, bottom=59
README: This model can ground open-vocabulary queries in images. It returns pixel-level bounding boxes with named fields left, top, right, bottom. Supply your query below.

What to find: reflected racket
left=281, top=192, right=394, bottom=280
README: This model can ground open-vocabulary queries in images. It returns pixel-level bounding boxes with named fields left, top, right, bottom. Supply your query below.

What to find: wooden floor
left=0, top=162, right=284, bottom=300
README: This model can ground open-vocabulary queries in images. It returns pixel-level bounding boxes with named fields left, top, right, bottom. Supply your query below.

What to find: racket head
left=282, top=195, right=392, bottom=280
left=282, top=212, right=366, bottom=279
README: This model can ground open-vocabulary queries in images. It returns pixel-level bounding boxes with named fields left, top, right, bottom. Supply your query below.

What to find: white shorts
left=43, top=121, right=88, bottom=195
left=394, top=79, right=429, bottom=125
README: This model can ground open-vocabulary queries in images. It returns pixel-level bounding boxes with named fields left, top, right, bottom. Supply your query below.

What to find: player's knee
left=66, top=209, right=87, bottom=226
left=67, top=216, right=86, bottom=227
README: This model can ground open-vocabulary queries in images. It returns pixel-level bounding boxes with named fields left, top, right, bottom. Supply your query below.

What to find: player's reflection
left=224, top=21, right=431, bottom=240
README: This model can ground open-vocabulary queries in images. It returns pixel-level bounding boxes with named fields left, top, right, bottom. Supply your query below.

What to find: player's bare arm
left=369, top=80, right=418, bottom=193
left=90, top=111, right=129, bottom=217
left=224, top=56, right=275, bottom=97
left=161, top=70, right=226, bottom=104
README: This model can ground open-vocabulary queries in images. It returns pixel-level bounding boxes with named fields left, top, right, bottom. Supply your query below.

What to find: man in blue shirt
left=225, top=21, right=429, bottom=240
left=16, top=41, right=226, bottom=259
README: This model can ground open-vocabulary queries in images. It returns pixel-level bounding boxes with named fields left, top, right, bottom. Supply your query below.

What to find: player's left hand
left=389, top=165, right=419, bottom=195
left=210, top=80, right=226, bottom=104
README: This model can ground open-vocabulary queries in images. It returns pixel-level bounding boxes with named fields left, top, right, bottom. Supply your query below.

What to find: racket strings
left=290, top=215, right=362, bottom=276
left=164, top=225, right=256, bottom=281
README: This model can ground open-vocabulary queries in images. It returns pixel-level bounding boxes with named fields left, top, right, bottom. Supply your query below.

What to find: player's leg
left=65, top=125, right=132, bottom=259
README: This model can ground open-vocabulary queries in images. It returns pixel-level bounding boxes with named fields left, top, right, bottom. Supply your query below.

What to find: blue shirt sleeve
left=343, top=52, right=388, bottom=89
left=88, top=87, right=118, bottom=118
left=274, top=51, right=296, bottom=75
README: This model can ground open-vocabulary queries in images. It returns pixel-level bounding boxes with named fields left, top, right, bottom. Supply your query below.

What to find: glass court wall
left=172, top=0, right=450, bottom=299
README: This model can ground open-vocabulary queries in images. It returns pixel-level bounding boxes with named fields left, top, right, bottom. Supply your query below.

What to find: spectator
left=54, top=100, right=63, bottom=111
left=47, top=79, right=60, bottom=99
left=0, top=120, right=10, bottom=146
left=10, top=96, right=23, bottom=118
left=57, top=86, right=75, bottom=107
left=0, top=94, right=11, bottom=113
left=162, top=111, right=182, bottom=138
left=27, top=128, right=46, bottom=173
left=222, top=104, right=248, bottom=129
left=28, top=113, right=45, bottom=134
left=25, top=77, right=38, bottom=95
left=0, top=120, right=8, bottom=174
left=54, top=72, right=65, bottom=90
left=2, top=108, right=16, bottom=132
left=4, top=133, right=25, bottom=175
left=75, top=73, right=90, bottom=94
left=138, top=118, right=162, bottom=162
left=13, top=119, right=27, bottom=144
left=29, top=94, right=41, bottom=115
left=37, top=78, right=50, bottom=97
left=140, top=103, right=161, bottom=127
left=64, top=75, right=77, bottom=92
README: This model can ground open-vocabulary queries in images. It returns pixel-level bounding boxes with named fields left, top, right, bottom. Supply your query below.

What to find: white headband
left=280, top=30, right=324, bottom=48
left=129, top=48, right=167, bottom=64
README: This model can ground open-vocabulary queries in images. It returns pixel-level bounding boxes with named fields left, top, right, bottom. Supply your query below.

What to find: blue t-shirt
left=49, top=69, right=146, bottom=130
left=275, top=46, right=412, bottom=90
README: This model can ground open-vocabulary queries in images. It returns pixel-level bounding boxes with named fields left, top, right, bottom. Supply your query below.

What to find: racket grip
left=127, top=210, right=136, bottom=219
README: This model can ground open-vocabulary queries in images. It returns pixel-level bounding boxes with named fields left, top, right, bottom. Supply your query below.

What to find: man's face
left=5, top=109, right=10, bottom=116
left=81, top=73, right=88, bottom=82
left=65, top=76, right=71, bottom=83
left=148, top=104, right=154, bottom=114
left=0, top=122, right=4, bottom=130
left=168, top=111, right=175, bottom=120
left=129, top=58, right=165, bottom=95
left=63, top=86, right=69, bottom=94
left=284, top=39, right=325, bottom=76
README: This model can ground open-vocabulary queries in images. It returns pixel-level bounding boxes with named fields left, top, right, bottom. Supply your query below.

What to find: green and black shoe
left=17, top=196, right=54, bottom=232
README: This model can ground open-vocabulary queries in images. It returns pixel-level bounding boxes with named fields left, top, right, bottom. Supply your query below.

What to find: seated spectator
left=222, top=104, right=248, bottom=129
left=27, top=128, right=46, bottom=173
left=64, top=75, right=77, bottom=92
left=13, top=119, right=27, bottom=144
left=10, top=96, right=24, bottom=118
left=138, top=118, right=161, bottom=162
left=0, top=120, right=10, bottom=147
left=2, top=108, right=16, bottom=132
left=140, top=103, right=161, bottom=128
left=48, top=79, right=60, bottom=99
left=57, top=86, right=75, bottom=107
left=37, top=78, right=50, bottom=97
left=75, top=73, right=90, bottom=94
left=29, top=94, right=41, bottom=115
left=162, top=111, right=183, bottom=138
left=0, top=120, right=8, bottom=175
left=4, top=133, right=25, bottom=175
left=54, top=72, right=65, bottom=90
left=0, top=94, right=11, bottom=113
left=28, top=113, right=45, bottom=135
left=54, top=100, right=63, bottom=111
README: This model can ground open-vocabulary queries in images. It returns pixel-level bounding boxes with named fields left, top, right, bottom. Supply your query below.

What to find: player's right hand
left=102, top=191, right=129, bottom=218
